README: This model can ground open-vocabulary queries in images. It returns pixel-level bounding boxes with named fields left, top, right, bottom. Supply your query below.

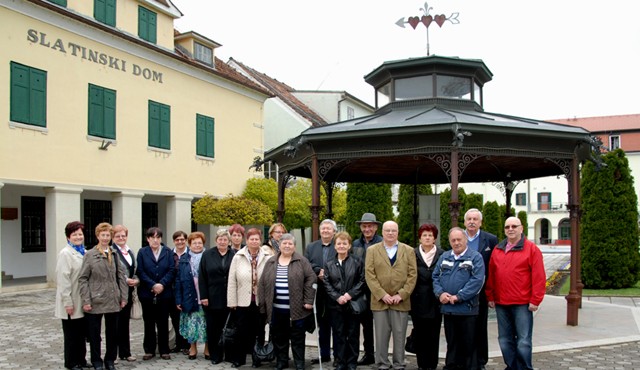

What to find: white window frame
left=609, top=135, right=621, bottom=150
left=194, top=42, right=213, bottom=66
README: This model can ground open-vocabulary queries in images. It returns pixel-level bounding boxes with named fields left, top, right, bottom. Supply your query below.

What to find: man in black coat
left=464, top=208, right=499, bottom=370
left=304, top=219, right=338, bottom=365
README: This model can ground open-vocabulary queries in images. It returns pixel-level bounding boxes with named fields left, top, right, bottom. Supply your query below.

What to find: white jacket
left=54, top=245, right=85, bottom=319
left=227, top=246, right=271, bottom=307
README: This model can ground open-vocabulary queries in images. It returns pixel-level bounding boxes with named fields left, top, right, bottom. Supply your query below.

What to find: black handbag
left=349, top=294, right=368, bottom=315
left=219, top=313, right=237, bottom=348
left=404, top=328, right=416, bottom=354
left=252, top=326, right=275, bottom=363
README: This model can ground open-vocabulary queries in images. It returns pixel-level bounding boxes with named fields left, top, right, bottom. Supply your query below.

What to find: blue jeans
left=495, top=304, right=534, bottom=370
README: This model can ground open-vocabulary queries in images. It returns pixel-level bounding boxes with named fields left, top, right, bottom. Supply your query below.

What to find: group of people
left=55, top=208, right=545, bottom=370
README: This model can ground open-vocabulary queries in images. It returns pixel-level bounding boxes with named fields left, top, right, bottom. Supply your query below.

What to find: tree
left=242, top=178, right=278, bottom=220
left=581, top=149, right=640, bottom=288
left=397, top=184, right=433, bottom=245
left=498, top=205, right=516, bottom=240
left=192, top=193, right=272, bottom=226
left=345, top=183, right=393, bottom=238
left=482, top=201, right=501, bottom=240
left=517, top=210, right=528, bottom=238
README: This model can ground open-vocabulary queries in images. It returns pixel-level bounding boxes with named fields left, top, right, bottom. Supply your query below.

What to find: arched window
left=559, top=219, right=571, bottom=240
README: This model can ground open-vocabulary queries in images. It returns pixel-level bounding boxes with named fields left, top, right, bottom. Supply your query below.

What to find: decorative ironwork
left=457, top=152, right=481, bottom=178
left=318, top=159, right=343, bottom=180
left=249, top=156, right=264, bottom=171
left=492, top=180, right=525, bottom=197
left=567, top=203, right=582, bottom=220
left=452, top=125, right=472, bottom=148
left=545, top=158, right=572, bottom=180
left=420, top=153, right=451, bottom=180
left=396, top=2, right=460, bottom=55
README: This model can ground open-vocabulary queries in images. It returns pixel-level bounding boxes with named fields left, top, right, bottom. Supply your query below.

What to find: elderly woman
left=410, top=223, right=444, bottom=370
left=323, top=232, right=365, bottom=370
left=175, top=232, right=208, bottom=360
left=56, top=221, right=89, bottom=370
left=199, top=229, right=236, bottom=364
left=228, top=228, right=271, bottom=368
left=112, top=225, right=139, bottom=363
left=136, top=227, right=176, bottom=361
left=229, top=224, right=246, bottom=252
left=259, top=233, right=316, bottom=370
left=78, top=222, right=128, bottom=370
left=261, top=223, right=287, bottom=256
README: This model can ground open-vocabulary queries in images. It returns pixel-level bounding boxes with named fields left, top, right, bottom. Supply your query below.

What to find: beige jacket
left=365, top=241, right=417, bottom=312
left=78, top=246, right=128, bottom=314
left=55, top=245, right=85, bottom=319
left=227, top=246, right=271, bottom=307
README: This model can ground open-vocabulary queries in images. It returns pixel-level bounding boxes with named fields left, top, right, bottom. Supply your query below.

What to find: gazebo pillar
left=566, top=156, right=582, bottom=325
left=310, top=155, right=321, bottom=241
left=324, top=182, right=334, bottom=220
left=449, top=150, right=461, bottom=227
left=276, top=173, right=287, bottom=223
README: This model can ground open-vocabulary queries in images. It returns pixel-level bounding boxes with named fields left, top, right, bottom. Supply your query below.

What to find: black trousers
left=205, top=307, right=229, bottom=362
left=141, top=297, right=171, bottom=355
left=169, top=300, right=189, bottom=350
left=412, top=313, right=443, bottom=370
left=62, top=317, right=87, bottom=369
left=443, top=314, right=477, bottom=370
left=316, top=300, right=337, bottom=359
left=360, top=305, right=375, bottom=356
left=329, top=308, right=360, bottom=370
left=116, top=301, right=132, bottom=359
left=86, top=312, right=119, bottom=367
left=272, top=310, right=306, bottom=370
left=232, top=302, right=264, bottom=365
left=474, top=292, right=490, bottom=366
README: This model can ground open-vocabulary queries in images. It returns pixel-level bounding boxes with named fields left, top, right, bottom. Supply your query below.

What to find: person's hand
left=529, top=303, right=539, bottom=312
left=126, top=278, right=137, bottom=287
left=303, top=304, right=313, bottom=310
left=201, top=299, right=209, bottom=307
left=382, top=294, right=394, bottom=305
left=65, top=306, right=74, bottom=315
left=344, top=293, right=352, bottom=301
left=449, top=295, right=459, bottom=304
left=152, top=283, right=164, bottom=295
left=176, top=304, right=182, bottom=311
left=439, top=292, right=452, bottom=304
left=318, top=269, right=325, bottom=281
left=230, top=306, right=237, bottom=310
left=120, top=300, right=127, bottom=308
left=82, top=304, right=92, bottom=312
left=488, top=301, right=496, bottom=309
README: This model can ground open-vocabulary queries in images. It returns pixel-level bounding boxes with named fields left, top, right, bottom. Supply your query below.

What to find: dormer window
left=437, top=75, right=471, bottom=99
left=194, top=42, right=213, bottom=66
left=396, top=76, right=433, bottom=100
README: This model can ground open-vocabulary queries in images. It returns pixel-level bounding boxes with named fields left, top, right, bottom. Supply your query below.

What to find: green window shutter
left=94, top=0, right=106, bottom=23
left=138, top=7, right=148, bottom=41
left=148, top=11, right=157, bottom=44
left=48, top=0, right=67, bottom=6
left=88, top=84, right=104, bottom=136
left=148, top=101, right=160, bottom=147
left=196, top=114, right=206, bottom=156
left=159, top=104, right=170, bottom=149
left=10, top=63, right=30, bottom=124
left=10, top=62, right=46, bottom=127
left=103, top=88, right=116, bottom=139
left=205, top=117, right=215, bottom=157
left=105, top=0, right=116, bottom=26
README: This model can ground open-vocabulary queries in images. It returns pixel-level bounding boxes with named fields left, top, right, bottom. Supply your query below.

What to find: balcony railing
left=535, top=202, right=566, bottom=212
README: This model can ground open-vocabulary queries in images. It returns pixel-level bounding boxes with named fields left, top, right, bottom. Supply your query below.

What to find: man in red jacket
left=486, top=217, right=545, bottom=370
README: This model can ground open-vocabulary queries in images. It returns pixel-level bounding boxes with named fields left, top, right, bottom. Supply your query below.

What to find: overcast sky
left=174, top=0, right=640, bottom=121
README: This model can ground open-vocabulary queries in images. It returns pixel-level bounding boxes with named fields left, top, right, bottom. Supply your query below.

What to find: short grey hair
left=280, top=233, right=296, bottom=245
left=464, top=208, right=483, bottom=221
left=319, top=219, right=337, bottom=232
left=448, top=226, right=465, bottom=238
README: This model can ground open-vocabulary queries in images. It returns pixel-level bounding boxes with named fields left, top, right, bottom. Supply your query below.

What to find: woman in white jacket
left=55, top=221, right=88, bottom=370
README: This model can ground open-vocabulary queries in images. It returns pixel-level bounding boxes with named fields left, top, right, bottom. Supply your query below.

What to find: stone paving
left=2, top=288, right=640, bottom=369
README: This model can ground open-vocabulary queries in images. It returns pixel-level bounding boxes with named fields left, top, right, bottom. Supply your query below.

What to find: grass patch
left=559, top=278, right=640, bottom=296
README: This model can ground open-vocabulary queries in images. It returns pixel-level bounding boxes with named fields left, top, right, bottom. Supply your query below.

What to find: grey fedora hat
left=356, top=213, right=381, bottom=225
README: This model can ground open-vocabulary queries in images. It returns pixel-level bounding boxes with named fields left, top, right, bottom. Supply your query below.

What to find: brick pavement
left=2, top=288, right=640, bottom=369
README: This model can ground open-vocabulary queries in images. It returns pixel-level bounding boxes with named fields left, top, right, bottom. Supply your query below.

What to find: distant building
left=0, top=0, right=269, bottom=287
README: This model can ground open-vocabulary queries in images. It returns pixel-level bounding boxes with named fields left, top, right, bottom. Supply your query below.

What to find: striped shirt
left=273, top=264, right=290, bottom=312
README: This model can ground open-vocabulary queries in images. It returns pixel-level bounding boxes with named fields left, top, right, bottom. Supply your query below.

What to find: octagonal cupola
left=364, top=55, right=493, bottom=111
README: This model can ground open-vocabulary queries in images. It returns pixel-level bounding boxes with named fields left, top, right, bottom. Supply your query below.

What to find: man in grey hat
left=352, top=213, right=383, bottom=365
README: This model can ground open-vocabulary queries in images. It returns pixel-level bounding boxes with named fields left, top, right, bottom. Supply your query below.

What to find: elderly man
left=433, top=227, right=485, bottom=370
left=486, top=217, right=545, bottom=370
left=365, top=220, right=416, bottom=370
left=305, top=219, right=339, bottom=364
left=464, top=208, right=498, bottom=369
left=351, top=213, right=383, bottom=365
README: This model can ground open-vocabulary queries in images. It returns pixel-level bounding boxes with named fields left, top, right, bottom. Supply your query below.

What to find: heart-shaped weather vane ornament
left=396, top=2, right=459, bottom=56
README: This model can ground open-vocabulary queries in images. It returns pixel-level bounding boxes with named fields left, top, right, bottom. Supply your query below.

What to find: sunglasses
left=504, top=225, right=521, bottom=229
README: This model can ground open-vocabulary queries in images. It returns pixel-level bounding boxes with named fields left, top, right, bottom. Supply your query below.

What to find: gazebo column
left=276, top=172, right=288, bottom=223
left=449, top=150, right=461, bottom=227
left=310, top=155, right=321, bottom=241
left=566, top=156, right=582, bottom=326
left=324, top=182, right=334, bottom=220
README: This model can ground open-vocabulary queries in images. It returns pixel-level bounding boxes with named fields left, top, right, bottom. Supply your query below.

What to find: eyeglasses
left=504, top=225, right=521, bottom=229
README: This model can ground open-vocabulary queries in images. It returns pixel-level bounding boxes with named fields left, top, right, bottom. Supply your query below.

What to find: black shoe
left=104, top=362, right=116, bottom=370
left=333, top=360, right=339, bottom=367
left=311, top=357, right=331, bottom=364
left=232, top=361, right=242, bottom=368
left=358, top=354, right=375, bottom=366
left=170, top=347, right=181, bottom=353
left=71, top=366, right=83, bottom=370
left=252, top=360, right=261, bottom=368
left=212, top=359, right=222, bottom=365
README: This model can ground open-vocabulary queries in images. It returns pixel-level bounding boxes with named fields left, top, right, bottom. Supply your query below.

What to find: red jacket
left=485, top=236, right=545, bottom=306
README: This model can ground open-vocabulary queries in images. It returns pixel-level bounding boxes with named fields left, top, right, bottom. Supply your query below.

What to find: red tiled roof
left=228, top=58, right=328, bottom=127
left=550, top=114, right=640, bottom=133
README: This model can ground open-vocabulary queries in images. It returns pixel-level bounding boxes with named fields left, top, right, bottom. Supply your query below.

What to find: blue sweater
left=432, top=248, right=485, bottom=315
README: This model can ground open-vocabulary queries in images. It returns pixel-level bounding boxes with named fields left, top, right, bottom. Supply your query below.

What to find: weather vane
left=396, top=2, right=459, bottom=56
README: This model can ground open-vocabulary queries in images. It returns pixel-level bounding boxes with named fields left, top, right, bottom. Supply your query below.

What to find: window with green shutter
left=10, top=62, right=47, bottom=127
left=196, top=114, right=215, bottom=158
left=138, top=6, right=157, bottom=44
left=47, top=0, right=67, bottom=6
left=88, top=84, right=116, bottom=139
left=94, top=0, right=116, bottom=27
left=148, top=100, right=170, bottom=150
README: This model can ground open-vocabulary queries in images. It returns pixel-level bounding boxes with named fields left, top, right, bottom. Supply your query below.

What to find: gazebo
left=260, top=55, right=599, bottom=325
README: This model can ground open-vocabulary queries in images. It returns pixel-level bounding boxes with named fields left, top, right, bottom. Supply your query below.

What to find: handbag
left=219, top=313, right=237, bottom=348
left=252, top=326, right=275, bottom=363
left=130, top=287, right=142, bottom=320
left=404, top=328, right=416, bottom=354
left=349, top=294, right=368, bottom=315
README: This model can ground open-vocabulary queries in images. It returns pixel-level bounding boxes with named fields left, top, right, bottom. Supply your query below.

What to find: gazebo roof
left=263, top=56, right=595, bottom=185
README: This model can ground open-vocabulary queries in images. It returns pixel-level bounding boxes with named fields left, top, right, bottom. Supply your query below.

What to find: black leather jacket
left=322, top=254, right=366, bottom=310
